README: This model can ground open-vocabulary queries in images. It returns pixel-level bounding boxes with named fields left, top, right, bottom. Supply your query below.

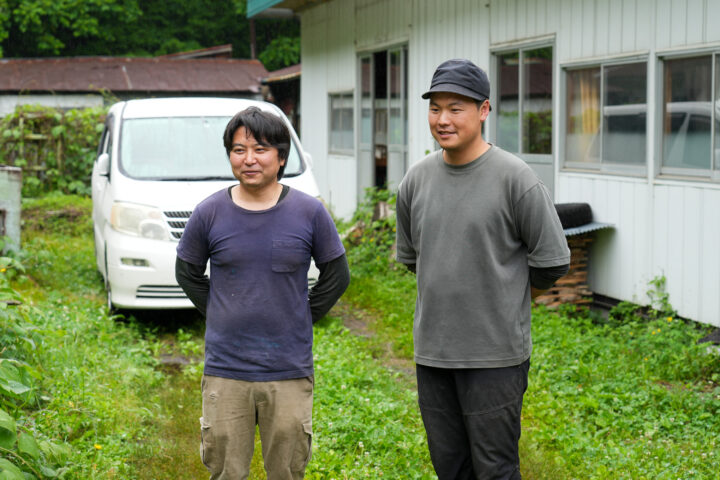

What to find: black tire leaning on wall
left=554, top=203, right=593, bottom=229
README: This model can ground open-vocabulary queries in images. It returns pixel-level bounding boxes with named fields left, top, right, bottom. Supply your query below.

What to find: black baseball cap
left=422, top=59, right=491, bottom=104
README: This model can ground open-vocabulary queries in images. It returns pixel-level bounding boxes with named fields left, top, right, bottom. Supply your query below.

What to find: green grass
left=340, top=190, right=720, bottom=479
left=7, top=192, right=719, bottom=479
left=308, top=316, right=433, bottom=479
left=3, top=195, right=164, bottom=478
left=5, top=194, right=435, bottom=479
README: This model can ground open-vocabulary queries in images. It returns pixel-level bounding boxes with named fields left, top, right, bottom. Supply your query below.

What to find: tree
left=0, top=0, right=300, bottom=71
left=1, top=0, right=142, bottom=56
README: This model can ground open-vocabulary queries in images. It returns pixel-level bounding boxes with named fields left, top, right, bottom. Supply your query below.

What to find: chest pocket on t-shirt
left=271, top=239, right=308, bottom=273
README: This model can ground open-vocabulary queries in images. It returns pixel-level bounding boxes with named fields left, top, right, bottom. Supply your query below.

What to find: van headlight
left=110, top=202, right=169, bottom=241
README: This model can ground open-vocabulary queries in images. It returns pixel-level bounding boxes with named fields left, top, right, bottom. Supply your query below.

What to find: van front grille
left=136, top=285, right=188, bottom=299
left=163, top=210, right=192, bottom=240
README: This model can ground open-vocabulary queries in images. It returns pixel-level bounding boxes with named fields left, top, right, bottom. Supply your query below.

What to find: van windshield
left=119, top=116, right=303, bottom=180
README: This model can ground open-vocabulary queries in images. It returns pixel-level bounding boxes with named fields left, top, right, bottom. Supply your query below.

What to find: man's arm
left=530, top=263, right=569, bottom=298
left=309, top=253, right=350, bottom=323
left=175, top=256, right=209, bottom=317
left=395, top=181, right=417, bottom=268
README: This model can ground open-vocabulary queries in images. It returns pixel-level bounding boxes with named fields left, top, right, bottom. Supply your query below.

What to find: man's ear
left=480, top=100, right=491, bottom=120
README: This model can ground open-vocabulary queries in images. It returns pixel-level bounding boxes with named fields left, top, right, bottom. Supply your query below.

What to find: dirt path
left=331, top=299, right=417, bottom=381
left=130, top=300, right=413, bottom=479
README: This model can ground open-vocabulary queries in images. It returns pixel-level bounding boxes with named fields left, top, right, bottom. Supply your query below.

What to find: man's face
left=428, top=92, right=489, bottom=153
left=229, top=127, right=285, bottom=190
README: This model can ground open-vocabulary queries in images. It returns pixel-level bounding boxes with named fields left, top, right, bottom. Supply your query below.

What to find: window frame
left=491, top=39, right=555, bottom=165
left=656, top=49, right=720, bottom=182
left=328, top=91, right=355, bottom=155
left=560, top=54, right=649, bottom=177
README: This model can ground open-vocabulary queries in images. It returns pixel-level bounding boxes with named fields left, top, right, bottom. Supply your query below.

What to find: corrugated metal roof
left=247, top=0, right=326, bottom=18
left=157, top=44, right=233, bottom=59
left=564, top=222, right=614, bottom=237
left=0, top=57, right=268, bottom=94
left=263, top=63, right=301, bottom=83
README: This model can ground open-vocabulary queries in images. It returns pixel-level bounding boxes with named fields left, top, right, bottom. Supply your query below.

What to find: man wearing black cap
left=395, top=59, right=570, bottom=479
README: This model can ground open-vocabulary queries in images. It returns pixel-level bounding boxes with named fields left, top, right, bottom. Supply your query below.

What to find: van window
left=118, top=116, right=303, bottom=180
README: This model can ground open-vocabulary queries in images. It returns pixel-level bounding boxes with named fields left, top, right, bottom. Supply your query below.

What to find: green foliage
left=605, top=275, right=679, bottom=327
left=1, top=0, right=141, bottom=56
left=0, top=0, right=300, bottom=70
left=523, top=110, right=552, bottom=154
left=307, top=318, right=433, bottom=479
left=338, top=188, right=417, bottom=359
left=258, top=35, right=300, bottom=72
left=341, top=188, right=720, bottom=479
left=21, top=193, right=93, bottom=238
left=1, top=254, right=74, bottom=478
left=0, top=105, right=106, bottom=197
left=646, top=274, right=677, bottom=319
left=341, top=187, right=399, bottom=275
left=1, top=194, right=165, bottom=478
left=0, top=1, right=9, bottom=57
left=528, top=306, right=719, bottom=478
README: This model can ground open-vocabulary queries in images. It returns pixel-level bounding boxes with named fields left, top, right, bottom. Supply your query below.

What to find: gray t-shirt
left=396, top=147, right=570, bottom=368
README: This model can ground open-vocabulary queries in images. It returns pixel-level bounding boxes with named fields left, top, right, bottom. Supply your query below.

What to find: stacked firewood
left=534, top=234, right=594, bottom=308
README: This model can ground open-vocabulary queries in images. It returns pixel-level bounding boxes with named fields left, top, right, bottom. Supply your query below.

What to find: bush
left=0, top=105, right=107, bottom=197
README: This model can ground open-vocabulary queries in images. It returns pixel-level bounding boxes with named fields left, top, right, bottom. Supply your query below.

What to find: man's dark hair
left=223, top=106, right=291, bottom=180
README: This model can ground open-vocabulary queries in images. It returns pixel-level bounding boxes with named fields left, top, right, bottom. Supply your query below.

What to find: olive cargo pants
left=200, top=375, right=313, bottom=480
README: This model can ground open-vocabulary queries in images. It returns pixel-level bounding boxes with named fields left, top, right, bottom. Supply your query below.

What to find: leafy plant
left=339, top=188, right=720, bottom=479
left=258, top=35, right=300, bottom=71
left=0, top=105, right=107, bottom=197
left=1, top=253, right=73, bottom=479
left=2, top=194, right=166, bottom=478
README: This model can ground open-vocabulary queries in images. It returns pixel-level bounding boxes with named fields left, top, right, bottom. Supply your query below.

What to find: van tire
left=554, top=203, right=593, bottom=229
left=104, top=247, right=116, bottom=315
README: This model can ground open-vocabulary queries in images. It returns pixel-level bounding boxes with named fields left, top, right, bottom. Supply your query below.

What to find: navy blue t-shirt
left=176, top=187, right=345, bottom=382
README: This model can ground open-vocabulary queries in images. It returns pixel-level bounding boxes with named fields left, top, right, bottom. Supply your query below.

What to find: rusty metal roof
left=263, top=63, right=301, bottom=84
left=0, top=57, right=268, bottom=94
left=157, top=44, right=233, bottom=59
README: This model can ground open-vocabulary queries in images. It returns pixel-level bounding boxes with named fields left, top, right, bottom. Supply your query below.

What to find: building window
left=496, top=45, right=553, bottom=155
left=329, top=92, right=354, bottom=154
left=358, top=46, right=408, bottom=190
left=661, top=54, right=720, bottom=177
left=564, top=61, right=647, bottom=169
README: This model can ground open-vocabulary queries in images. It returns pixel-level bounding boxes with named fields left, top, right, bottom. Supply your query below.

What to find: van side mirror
left=97, top=153, right=110, bottom=176
left=303, top=152, right=313, bottom=168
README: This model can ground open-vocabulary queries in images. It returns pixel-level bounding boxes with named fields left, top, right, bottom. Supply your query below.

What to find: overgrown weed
left=340, top=189, right=720, bottom=479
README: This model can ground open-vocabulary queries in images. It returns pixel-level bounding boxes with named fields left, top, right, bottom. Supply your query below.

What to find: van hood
left=113, top=175, right=320, bottom=212
left=114, top=178, right=236, bottom=211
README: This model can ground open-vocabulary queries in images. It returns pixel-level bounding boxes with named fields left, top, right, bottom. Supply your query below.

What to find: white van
left=91, top=98, right=320, bottom=311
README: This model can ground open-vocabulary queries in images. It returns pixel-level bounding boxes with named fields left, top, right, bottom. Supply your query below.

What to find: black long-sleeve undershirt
left=175, top=253, right=349, bottom=322
left=175, top=184, right=349, bottom=321
left=403, top=262, right=569, bottom=290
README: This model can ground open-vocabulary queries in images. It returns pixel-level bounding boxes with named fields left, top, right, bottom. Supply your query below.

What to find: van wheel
left=104, top=248, right=115, bottom=315
left=106, top=282, right=116, bottom=315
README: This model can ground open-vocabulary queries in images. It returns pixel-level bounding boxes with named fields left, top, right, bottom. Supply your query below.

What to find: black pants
left=416, top=360, right=530, bottom=480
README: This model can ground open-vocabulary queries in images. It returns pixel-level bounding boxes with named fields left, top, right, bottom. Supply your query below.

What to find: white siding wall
left=536, top=0, right=720, bottom=325
left=557, top=175, right=720, bottom=327
left=408, top=0, right=492, bottom=172
left=298, top=0, right=720, bottom=325
left=300, top=0, right=492, bottom=218
left=301, top=1, right=356, bottom=218
left=490, top=0, right=720, bottom=58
